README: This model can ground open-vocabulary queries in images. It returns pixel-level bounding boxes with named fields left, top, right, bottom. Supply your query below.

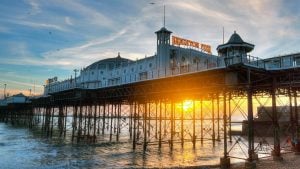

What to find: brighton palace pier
left=1, top=26, right=300, bottom=169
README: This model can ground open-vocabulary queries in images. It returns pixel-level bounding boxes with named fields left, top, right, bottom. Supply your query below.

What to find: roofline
left=217, top=43, right=254, bottom=52
left=155, top=27, right=172, bottom=34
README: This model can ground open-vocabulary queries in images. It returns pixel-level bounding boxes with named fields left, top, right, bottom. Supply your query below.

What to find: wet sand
left=230, top=152, right=300, bottom=169
left=157, top=152, right=300, bottom=169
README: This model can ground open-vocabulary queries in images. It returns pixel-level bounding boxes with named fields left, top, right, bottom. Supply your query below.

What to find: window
left=193, top=57, right=199, bottom=64
left=295, top=57, right=300, bottom=66
left=140, top=65, right=142, bottom=70
left=181, top=56, right=186, bottom=62
left=139, top=72, right=148, bottom=80
left=98, top=64, right=106, bottom=69
left=149, top=63, right=152, bottom=68
left=108, top=63, right=114, bottom=70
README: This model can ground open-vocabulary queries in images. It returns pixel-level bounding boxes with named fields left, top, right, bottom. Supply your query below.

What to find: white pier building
left=44, top=27, right=300, bottom=95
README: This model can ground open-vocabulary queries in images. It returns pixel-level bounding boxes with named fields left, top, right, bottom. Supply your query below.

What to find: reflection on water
left=0, top=121, right=248, bottom=169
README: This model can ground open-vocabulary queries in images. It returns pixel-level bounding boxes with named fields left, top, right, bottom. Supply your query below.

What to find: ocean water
left=0, top=121, right=248, bottom=169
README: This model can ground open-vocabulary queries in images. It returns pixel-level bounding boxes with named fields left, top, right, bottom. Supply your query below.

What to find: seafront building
left=43, top=27, right=300, bottom=95
left=44, top=27, right=223, bottom=94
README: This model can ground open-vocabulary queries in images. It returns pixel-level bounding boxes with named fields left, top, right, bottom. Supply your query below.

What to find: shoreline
left=140, top=152, right=300, bottom=169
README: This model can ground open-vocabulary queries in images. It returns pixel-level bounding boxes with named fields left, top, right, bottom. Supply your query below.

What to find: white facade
left=43, top=27, right=226, bottom=95
left=45, top=27, right=300, bottom=95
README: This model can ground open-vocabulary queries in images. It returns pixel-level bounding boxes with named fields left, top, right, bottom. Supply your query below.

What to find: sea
left=0, top=121, right=248, bottom=169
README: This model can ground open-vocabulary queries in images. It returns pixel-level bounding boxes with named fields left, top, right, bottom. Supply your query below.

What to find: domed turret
left=155, top=27, right=172, bottom=75
left=217, top=31, right=254, bottom=66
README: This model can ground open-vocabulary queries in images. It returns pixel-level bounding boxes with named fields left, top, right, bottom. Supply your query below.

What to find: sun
left=182, top=100, right=193, bottom=112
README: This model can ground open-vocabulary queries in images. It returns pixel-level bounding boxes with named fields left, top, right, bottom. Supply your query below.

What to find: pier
left=1, top=56, right=300, bottom=168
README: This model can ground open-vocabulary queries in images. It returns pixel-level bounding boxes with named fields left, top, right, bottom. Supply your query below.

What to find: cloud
left=26, top=0, right=41, bottom=15
left=4, top=0, right=299, bottom=69
left=159, top=0, right=299, bottom=58
left=1, top=0, right=300, bottom=95
left=65, top=16, right=73, bottom=25
left=50, top=0, right=115, bottom=29
left=17, top=21, right=67, bottom=31
left=0, top=78, right=43, bottom=89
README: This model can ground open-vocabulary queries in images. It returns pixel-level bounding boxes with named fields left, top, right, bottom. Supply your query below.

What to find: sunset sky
left=0, top=0, right=299, bottom=97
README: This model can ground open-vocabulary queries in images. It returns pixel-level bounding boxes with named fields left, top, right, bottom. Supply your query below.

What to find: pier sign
left=172, top=36, right=212, bottom=54
left=46, top=77, right=58, bottom=84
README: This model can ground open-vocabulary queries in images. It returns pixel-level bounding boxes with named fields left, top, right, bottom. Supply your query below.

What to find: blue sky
left=0, top=0, right=299, bottom=97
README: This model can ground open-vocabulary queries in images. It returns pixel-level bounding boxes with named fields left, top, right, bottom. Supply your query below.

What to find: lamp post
left=73, top=69, right=79, bottom=87
left=4, top=84, right=6, bottom=99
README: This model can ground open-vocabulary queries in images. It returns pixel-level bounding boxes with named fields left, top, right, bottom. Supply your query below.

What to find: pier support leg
left=64, top=106, right=67, bottom=137
left=116, top=103, right=121, bottom=142
left=102, top=104, right=106, bottom=135
left=77, top=105, right=83, bottom=143
left=220, top=92, right=230, bottom=169
left=245, top=82, right=257, bottom=169
left=109, top=104, right=113, bottom=142
left=143, top=102, right=147, bottom=151
left=200, top=99, right=203, bottom=145
left=229, top=93, right=232, bottom=143
left=133, top=102, right=137, bottom=150
left=170, top=101, right=174, bottom=150
left=217, top=95, right=220, bottom=141
left=137, top=103, right=140, bottom=141
left=193, top=100, right=196, bottom=148
left=212, top=97, right=215, bottom=146
left=181, top=100, right=184, bottom=147
left=72, top=105, right=77, bottom=142
left=155, top=101, right=158, bottom=139
left=294, top=90, right=300, bottom=155
left=50, top=107, right=54, bottom=137
left=159, top=100, right=162, bottom=149
left=93, top=104, right=97, bottom=142
left=129, top=103, right=133, bottom=139
left=271, top=78, right=283, bottom=161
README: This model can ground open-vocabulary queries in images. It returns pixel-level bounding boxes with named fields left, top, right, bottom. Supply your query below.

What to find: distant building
left=255, top=106, right=300, bottom=122
left=242, top=106, right=300, bottom=135
left=0, top=99, right=6, bottom=106
left=0, top=93, right=29, bottom=106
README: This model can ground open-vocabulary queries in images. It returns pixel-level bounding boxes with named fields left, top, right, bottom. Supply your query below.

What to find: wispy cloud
left=0, top=78, right=43, bottom=89
left=64, top=16, right=73, bottom=26
left=50, top=0, right=115, bottom=29
left=0, top=0, right=299, bottom=95
left=17, top=21, right=67, bottom=31
left=26, top=0, right=41, bottom=15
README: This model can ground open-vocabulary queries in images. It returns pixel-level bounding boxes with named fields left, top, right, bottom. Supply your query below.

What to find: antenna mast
left=222, top=27, right=224, bottom=44
left=163, top=5, right=166, bottom=27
